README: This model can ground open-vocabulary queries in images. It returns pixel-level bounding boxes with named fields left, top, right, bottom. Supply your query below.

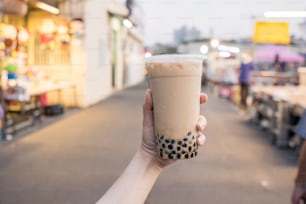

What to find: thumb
left=143, top=89, right=154, bottom=127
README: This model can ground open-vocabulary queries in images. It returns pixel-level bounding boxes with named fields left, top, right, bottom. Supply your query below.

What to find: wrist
left=138, top=148, right=164, bottom=171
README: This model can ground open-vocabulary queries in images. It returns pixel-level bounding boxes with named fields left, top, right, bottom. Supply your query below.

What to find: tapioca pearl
left=165, top=139, right=170, bottom=143
left=171, top=150, right=176, bottom=155
left=168, top=144, right=173, bottom=150
left=182, top=150, right=186, bottom=154
left=183, top=138, right=188, bottom=142
left=160, top=135, right=164, bottom=140
left=188, top=146, right=192, bottom=152
left=177, top=146, right=181, bottom=151
left=168, top=154, right=174, bottom=159
left=193, top=142, right=196, bottom=147
left=162, top=144, right=166, bottom=148
left=187, top=131, right=192, bottom=136
left=184, top=154, right=189, bottom=159
left=171, top=139, right=175, bottom=144
left=160, top=152, right=163, bottom=157
left=189, top=141, right=192, bottom=145
left=192, top=135, right=195, bottom=140
left=190, top=152, right=194, bottom=158
left=177, top=153, right=181, bottom=159
left=182, top=143, right=187, bottom=148
left=195, top=151, right=198, bottom=156
left=178, top=141, right=182, bottom=145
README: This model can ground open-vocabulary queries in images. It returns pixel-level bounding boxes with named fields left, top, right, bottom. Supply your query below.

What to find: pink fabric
left=254, top=45, right=304, bottom=63
left=39, top=94, right=49, bottom=106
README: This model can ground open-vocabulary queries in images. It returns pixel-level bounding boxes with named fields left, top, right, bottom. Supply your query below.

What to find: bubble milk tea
left=146, top=55, right=203, bottom=159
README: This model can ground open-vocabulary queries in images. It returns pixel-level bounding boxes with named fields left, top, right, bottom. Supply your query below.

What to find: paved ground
left=0, top=81, right=298, bottom=204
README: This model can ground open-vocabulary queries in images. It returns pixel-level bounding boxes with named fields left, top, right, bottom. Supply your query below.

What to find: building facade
left=0, top=0, right=145, bottom=107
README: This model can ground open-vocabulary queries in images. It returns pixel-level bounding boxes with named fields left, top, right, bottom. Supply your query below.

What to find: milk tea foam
left=146, top=55, right=202, bottom=159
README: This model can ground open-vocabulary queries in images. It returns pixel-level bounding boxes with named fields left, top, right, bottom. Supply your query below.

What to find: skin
left=96, top=90, right=208, bottom=204
left=291, top=141, right=306, bottom=204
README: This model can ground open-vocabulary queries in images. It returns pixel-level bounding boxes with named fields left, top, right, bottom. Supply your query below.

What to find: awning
left=0, top=0, right=28, bottom=16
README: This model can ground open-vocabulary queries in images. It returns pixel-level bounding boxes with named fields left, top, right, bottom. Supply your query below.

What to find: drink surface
left=146, top=54, right=202, bottom=78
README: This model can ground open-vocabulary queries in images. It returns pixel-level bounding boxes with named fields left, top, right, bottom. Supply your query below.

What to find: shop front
left=0, top=2, right=82, bottom=137
left=83, top=0, right=145, bottom=104
left=1, top=0, right=145, bottom=107
left=0, top=0, right=145, bottom=139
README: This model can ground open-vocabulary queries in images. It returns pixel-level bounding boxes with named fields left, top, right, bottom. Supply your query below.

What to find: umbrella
left=254, top=45, right=304, bottom=63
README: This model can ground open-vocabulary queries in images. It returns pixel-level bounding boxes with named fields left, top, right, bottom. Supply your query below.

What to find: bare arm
left=96, top=90, right=207, bottom=204
left=96, top=149, right=162, bottom=204
left=291, top=141, right=306, bottom=204
left=296, top=142, right=306, bottom=184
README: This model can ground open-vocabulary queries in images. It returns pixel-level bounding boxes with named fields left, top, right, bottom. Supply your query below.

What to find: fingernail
left=198, top=138, right=203, bottom=145
left=199, top=135, right=207, bottom=145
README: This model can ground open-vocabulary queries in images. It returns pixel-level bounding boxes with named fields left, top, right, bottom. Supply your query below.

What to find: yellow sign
left=253, top=21, right=290, bottom=44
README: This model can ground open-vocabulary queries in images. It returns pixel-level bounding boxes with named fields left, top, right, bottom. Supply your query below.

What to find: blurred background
left=0, top=0, right=306, bottom=204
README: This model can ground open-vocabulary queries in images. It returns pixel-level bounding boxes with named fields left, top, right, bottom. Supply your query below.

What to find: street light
left=264, top=11, right=306, bottom=18
left=219, top=51, right=231, bottom=58
left=218, top=45, right=240, bottom=53
left=145, top=51, right=152, bottom=58
left=123, top=19, right=133, bottom=28
left=210, top=39, right=220, bottom=48
left=200, top=45, right=208, bottom=54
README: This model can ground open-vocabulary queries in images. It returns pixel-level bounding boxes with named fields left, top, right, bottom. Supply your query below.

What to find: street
left=0, top=81, right=298, bottom=204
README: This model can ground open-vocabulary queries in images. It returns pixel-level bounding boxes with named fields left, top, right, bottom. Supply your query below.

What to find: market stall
left=252, top=45, right=304, bottom=86
left=250, top=85, right=306, bottom=149
left=254, top=45, right=304, bottom=64
left=0, top=9, right=79, bottom=139
left=206, top=52, right=240, bottom=101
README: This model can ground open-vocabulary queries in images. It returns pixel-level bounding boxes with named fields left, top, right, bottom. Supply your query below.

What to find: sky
left=137, top=0, right=306, bottom=46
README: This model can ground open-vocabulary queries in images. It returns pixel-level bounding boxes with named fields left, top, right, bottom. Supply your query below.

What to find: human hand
left=291, top=183, right=306, bottom=204
left=141, top=89, right=208, bottom=168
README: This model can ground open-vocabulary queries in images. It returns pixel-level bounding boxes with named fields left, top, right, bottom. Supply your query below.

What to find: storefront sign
left=253, top=21, right=290, bottom=44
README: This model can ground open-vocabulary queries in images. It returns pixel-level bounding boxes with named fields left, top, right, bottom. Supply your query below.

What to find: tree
left=151, top=43, right=177, bottom=55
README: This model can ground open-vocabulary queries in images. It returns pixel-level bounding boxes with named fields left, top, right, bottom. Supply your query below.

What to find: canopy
left=254, top=45, right=304, bottom=63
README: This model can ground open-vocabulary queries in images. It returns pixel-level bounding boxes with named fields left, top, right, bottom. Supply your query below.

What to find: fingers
left=144, top=89, right=153, bottom=110
left=143, top=89, right=154, bottom=127
left=196, top=115, right=207, bottom=131
left=200, top=93, right=208, bottom=104
left=197, top=132, right=206, bottom=146
left=196, top=115, right=207, bottom=146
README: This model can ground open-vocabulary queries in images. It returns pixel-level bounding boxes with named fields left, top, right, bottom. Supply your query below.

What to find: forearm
left=296, top=141, right=306, bottom=184
left=96, top=149, right=162, bottom=204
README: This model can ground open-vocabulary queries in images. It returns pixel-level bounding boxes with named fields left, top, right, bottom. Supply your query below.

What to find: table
left=3, top=81, right=77, bottom=137
left=250, top=85, right=306, bottom=148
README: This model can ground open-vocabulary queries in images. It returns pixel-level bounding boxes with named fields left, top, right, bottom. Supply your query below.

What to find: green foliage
left=151, top=43, right=177, bottom=55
